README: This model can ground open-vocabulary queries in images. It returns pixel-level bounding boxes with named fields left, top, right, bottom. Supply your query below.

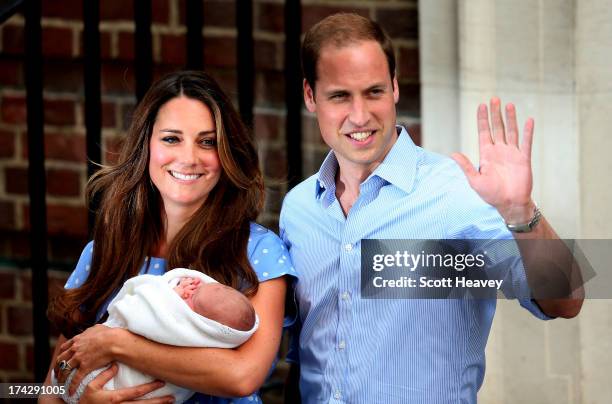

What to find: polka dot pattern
left=63, top=223, right=297, bottom=404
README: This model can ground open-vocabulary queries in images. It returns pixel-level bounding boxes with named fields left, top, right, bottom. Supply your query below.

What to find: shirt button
left=334, top=390, right=341, bottom=399
left=338, top=340, right=346, bottom=350
left=341, top=292, right=350, bottom=301
left=344, top=243, right=353, bottom=252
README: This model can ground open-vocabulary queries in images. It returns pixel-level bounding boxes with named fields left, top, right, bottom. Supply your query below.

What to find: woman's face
left=149, top=96, right=222, bottom=215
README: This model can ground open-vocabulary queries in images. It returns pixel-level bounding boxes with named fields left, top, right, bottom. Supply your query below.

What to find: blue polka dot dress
left=64, top=223, right=297, bottom=404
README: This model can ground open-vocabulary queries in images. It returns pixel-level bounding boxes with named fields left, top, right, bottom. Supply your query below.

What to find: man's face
left=304, top=40, right=399, bottom=175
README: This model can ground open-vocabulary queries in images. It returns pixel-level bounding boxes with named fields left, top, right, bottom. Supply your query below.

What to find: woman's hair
left=49, top=71, right=264, bottom=337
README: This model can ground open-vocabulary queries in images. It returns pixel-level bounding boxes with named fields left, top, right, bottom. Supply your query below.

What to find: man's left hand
left=451, top=97, right=536, bottom=223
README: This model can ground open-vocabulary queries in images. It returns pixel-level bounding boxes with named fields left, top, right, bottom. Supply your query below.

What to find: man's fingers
left=88, top=363, right=118, bottom=388
left=490, top=97, right=506, bottom=143
left=521, top=118, right=534, bottom=158
left=451, top=153, right=479, bottom=182
left=113, top=380, right=166, bottom=402
left=505, top=103, right=519, bottom=146
left=477, top=104, right=493, bottom=147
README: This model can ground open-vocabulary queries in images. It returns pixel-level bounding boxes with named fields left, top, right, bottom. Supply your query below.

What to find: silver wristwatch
left=506, top=205, right=542, bottom=233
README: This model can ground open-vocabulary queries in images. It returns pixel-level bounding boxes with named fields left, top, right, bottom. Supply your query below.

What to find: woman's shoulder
left=247, top=222, right=297, bottom=281
left=65, top=240, right=96, bottom=289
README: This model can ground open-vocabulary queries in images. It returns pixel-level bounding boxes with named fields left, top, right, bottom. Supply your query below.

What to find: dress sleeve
left=248, top=225, right=298, bottom=327
left=64, top=241, right=95, bottom=290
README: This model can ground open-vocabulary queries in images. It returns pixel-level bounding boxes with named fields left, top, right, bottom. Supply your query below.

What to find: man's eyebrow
left=324, top=89, right=349, bottom=97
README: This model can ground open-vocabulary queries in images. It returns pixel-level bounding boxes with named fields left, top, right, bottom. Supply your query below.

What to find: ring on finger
left=58, top=360, right=73, bottom=372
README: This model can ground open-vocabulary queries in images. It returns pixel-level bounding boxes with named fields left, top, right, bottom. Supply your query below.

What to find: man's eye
left=161, top=136, right=179, bottom=144
left=330, top=93, right=347, bottom=101
left=369, top=89, right=384, bottom=96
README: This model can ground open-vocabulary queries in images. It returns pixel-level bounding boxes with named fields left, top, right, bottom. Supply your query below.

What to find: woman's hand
left=79, top=363, right=173, bottom=404
left=54, top=324, right=121, bottom=394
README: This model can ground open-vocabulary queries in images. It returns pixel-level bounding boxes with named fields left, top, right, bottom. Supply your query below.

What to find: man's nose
left=348, top=97, right=370, bottom=127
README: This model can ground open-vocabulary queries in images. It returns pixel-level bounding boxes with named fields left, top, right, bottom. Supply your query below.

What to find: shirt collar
left=315, top=126, right=418, bottom=198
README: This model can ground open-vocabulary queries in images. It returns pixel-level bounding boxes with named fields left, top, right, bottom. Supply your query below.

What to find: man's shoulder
left=282, top=173, right=319, bottom=209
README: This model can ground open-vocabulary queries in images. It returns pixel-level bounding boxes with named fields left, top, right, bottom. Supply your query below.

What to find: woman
left=43, top=71, right=296, bottom=403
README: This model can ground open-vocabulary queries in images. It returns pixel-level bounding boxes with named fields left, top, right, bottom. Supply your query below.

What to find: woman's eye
left=161, top=136, right=179, bottom=144
left=199, top=138, right=217, bottom=147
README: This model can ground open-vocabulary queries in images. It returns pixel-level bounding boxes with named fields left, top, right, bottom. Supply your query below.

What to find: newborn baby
left=53, top=268, right=259, bottom=404
left=171, top=276, right=256, bottom=331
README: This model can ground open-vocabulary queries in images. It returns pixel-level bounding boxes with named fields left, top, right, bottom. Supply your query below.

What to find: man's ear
left=304, top=79, right=316, bottom=113
left=393, top=77, right=399, bottom=104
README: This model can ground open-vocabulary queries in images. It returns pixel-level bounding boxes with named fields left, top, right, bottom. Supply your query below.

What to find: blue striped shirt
left=279, top=127, right=548, bottom=404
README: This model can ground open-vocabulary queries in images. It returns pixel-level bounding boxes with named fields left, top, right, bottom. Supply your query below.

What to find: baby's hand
left=173, top=277, right=201, bottom=300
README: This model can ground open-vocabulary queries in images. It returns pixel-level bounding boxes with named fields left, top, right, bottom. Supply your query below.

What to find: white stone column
left=419, top=0, right=612, bottom=402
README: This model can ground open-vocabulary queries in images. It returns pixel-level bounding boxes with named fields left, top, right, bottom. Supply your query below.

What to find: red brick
left=102, top=101, right=116, bottom=128
left=100, top=1, right=134, bottom=21
left=178, top=0, right=236, bottom=27
left=1, top=94, right=27, bottom=124
left=255, top=70, right=284, bottom=107
left=0, top=129, right=15, bottom=157
left=398, top=47, right=420, bottom=82
left=23, top=204, right=88, bottom=237
left=43, top=60, right=84, bottom=92
left=397, top=83, right=420, bottom=116
left=375, top=8, right=419, bottom=39
left=254, top=113, right=283, bottom=141
left=104, top=136, right=124, bottom=165
left=254, top=39, right=278, bottom=70
left=44, top=99, right=76, bottom=126
left=203, top=36, right=236, bottom=68
left=47, top=168, right=80, bottom=197
left=0, top=272, right=16, bottom=299
left=21, top=272, right=68, bottom=303
left=42, top=0, right=83, bottom=20
left=101, top=62, right=136, bottom=94
left=0, top=341, right=20, bottom=370
left=8, top=231, right=31, bottom=258
left=302, top=115, right=327, bottom=147
left=257, top=3, right=283, bottom=33
left=117, top=31, right=135, bottom=61
left=8, top=305, right=33, bottom=335
left=160, top=33, right=186, bottom=66
left=2, top=24, right=24, bottom=54
left=0, top=201, right=15, bottom=230
left=262, top=146, right=287, bottom=180
left=0, top=59, right=24, bottom=86
left=5, top=167, right=28, bottom=195
left=302, top=6, right=369, bottom=33
left=203, top=0, right=235, bottom=28
left=406, top=123, right=421, bottom=146
left=152, top=0, right=171, bottom=24
left=49, top=235, right=88, bottom=264
left=26, top=343, right=33, bottom=372
left=120, top=102, right=136, bottom=131
left=78, top=30, right=112, bottom=59
left=42, top=26, right=73, bottom=58
left=21, top=132, right=86, bottom=162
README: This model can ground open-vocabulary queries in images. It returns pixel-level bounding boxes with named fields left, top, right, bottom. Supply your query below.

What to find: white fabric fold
left=54, top=268, right=258, bottom=403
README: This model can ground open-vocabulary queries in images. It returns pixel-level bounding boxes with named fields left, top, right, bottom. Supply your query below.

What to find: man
left=280, top=13, right=583, bottom=403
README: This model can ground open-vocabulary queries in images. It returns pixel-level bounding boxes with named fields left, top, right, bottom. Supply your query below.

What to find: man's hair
left=301, top=13, right=396, bottom=89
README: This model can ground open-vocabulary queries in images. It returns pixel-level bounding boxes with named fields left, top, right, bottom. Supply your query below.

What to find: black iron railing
left=1, top=0, right=304, bottom=382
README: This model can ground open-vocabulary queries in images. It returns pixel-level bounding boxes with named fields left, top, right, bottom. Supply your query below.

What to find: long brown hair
left=49, top=71, right=264, bottom=337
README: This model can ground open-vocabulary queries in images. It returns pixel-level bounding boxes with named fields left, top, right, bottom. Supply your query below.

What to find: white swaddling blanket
left=54, top=268, right=259, bottom=403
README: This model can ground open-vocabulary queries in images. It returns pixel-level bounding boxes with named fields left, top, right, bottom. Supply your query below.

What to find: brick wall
left=0, top=0, right=420, bottom=385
